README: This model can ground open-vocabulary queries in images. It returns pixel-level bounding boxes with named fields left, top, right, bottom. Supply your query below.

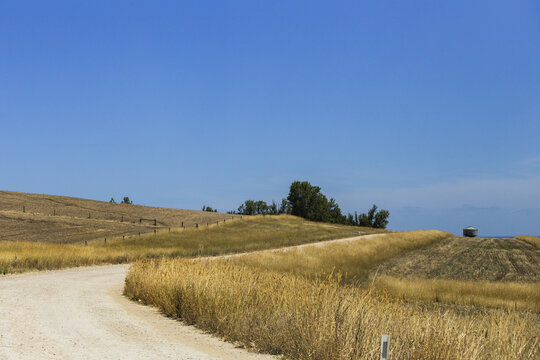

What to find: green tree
left=356, top=204, right=390, bottom=229
left=278, top=198, right=291, bottom=214
left=121, top=196, right=132, bottom=205
left=255, top=200, right=269, bottom=215
left=358, top=212, right=370, bottom=226
left=329, top=198, right=345, bottom=224
left=269, top=201, right=278, bottom=215
left=287, top=181, right=332, bottom=222
left=287, top=181, right=315, bottom=219
left=237, top=200, right=270, bottom=215
left=367, top=204, right=377, bottom=224
left=373, top=209, right=390, bottom=229
left=109, top=197, right=116, bottom=204
left=237, top=200, right=256, bottom=215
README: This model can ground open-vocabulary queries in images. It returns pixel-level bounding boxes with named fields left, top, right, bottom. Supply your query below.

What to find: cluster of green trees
left=344, top=205, right=390, bottom=228
left=202, top=205, right=217, bottom=212
left=233, top=199, right=291, bottom=216
left=109, top=196, right=133, bottom=205
left=232, top=181, right=390, bottom=229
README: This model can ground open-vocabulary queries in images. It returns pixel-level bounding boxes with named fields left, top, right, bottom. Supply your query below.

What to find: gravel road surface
left=0, top=265, right=275, bottom=360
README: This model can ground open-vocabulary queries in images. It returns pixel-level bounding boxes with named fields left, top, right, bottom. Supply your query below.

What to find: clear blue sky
left=1, top=1, right=539, bottom=236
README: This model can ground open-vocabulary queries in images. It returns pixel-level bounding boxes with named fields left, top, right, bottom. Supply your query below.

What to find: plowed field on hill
left=0, top=190, right=237, bottom=243
left=373, top=236, right=540, bottom=282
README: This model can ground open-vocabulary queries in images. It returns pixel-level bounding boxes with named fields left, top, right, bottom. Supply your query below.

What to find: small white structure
left=463, top=226, right=478, bottom=237
left=380, top=334, right=390, bottom=360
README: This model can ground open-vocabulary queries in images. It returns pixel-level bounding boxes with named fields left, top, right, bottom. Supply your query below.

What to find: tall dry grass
left=0, top=215, right=374, bottom=274
left=515, top=235, right=540, bottom=249
left=374, top=276, right=540, bottom=312
left=233, top=230, right=451, bottom=281
left=230, top=230, right=539, bottom=311
left=125, top=258, right=539, bottom=360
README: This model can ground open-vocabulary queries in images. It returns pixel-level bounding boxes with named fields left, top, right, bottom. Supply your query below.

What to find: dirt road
left=0, top=234, right=384, bottom=359
left=0, top=265, right=275, bottom=360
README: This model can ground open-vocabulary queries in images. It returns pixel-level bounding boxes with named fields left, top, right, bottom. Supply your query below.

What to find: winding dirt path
left=0, top=233, right=384, bottom=359
left=0, top=265, right=275, bottom=360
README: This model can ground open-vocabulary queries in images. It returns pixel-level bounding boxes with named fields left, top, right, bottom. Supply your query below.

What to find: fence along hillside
left=0, top=190, right=238, bottom=243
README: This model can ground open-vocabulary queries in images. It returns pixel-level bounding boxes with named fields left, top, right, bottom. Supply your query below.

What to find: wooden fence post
left=196, top=223, right=199, bottom=228
left=23, top=205, right=25, bottom=213
left=154, top=219, right=157, bottom=226
left=84, top=240, right=88, bottom=246
left=104, top=238, right=107, bottom=245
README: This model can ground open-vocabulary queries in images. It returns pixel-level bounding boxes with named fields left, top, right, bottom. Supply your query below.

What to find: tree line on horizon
left=227, top=181, right=390, bottom=229
left=109, top=196, right=133, bottom=205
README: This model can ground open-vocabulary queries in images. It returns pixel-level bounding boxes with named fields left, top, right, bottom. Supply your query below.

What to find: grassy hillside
left=372, top=236, right=540, bottom=282
left=1, top=215, right=379, bottom=273
left=0, top=190, right=237, bottom=243
left=231, top=230, right=451, bottom=281
left=515, top=235, right=540, bottom=249
left=125, top=231, right=538, bottom=360
left=367, top=236, right=540, bottom=311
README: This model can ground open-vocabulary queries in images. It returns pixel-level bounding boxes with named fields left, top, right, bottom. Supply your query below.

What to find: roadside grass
left=515, top=235, right=540, bottom=249
left=0, top=215, right=376, bottom=274
left=125, top=257, right=539, bottom=360
left=373, top=276, right=540, bottom=312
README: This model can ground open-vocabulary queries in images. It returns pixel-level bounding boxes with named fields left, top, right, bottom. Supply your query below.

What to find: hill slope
left=372, top=236, right=540, bottom=282
left=0, top=190, right=237, bottom=243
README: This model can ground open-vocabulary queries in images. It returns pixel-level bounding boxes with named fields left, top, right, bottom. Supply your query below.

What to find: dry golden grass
left=515, top=235, right=540, bottom=249
left=232, top=230, right=451, bottom=281
left=365, top=236, right=540, bottom=311
left=0, top=190, right=239, bottom=243
left=0, top=215, right=376, bottom=274
left=374, top=276, right=540, bottom=312
left=125, top=258, right=539, bottom=360
left=371, top=236, right=540, bottom=282
left=231, top=233, right=540, bottom=311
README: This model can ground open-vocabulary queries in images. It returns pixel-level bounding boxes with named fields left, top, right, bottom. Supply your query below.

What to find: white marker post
left=380, top=334, right=390, bottom=360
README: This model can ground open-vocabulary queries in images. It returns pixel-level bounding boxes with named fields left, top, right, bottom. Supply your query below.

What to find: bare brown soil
left=373, top=236, right=540, bottom=282
left=0, top=190, right=238, bottom=244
